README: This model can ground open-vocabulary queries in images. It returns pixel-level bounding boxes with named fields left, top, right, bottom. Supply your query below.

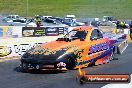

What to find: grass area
left=0, top=0, right=132, bottom=19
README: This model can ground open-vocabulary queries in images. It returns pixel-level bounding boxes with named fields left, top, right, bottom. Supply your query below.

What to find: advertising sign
left=22, top=27, right=66, bottom=37
left=6, top=27, right=13, bottom=37
left=0, top=27, right=3, bottom=37
left=0, top=26, right=13, bottom=38
left=22, top=27, right=46, bottom=37
left=58, top=27, right=65, bottom=34
left=0, top=43, right=43, bottom=58
left=45, top=27, right=59, bottom=36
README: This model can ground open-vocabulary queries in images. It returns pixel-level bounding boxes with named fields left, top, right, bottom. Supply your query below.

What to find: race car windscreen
left=64, top=30, right=87, bottom=40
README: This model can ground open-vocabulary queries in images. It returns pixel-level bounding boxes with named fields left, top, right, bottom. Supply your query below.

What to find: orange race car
left=19, top=26, right=128, bottom=72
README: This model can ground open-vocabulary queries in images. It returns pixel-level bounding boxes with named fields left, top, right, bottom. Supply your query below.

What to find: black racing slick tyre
left=112, top=47, right=118, bottom=60
left=66, top=56, right=76, bottom=70
left=15, top=66, right=30, bottom=73
left=19, top=63, right=31, bottom=73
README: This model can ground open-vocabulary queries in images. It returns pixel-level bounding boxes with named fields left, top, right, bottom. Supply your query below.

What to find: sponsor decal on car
left=57, top=62, right=66, bottom=67
left=89, top=42, right=109, bottom=54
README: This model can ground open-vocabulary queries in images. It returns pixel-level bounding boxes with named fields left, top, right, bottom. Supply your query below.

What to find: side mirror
left=53, top=21, right=57, bottom=24
left=80, top=38, right=85, bottom=41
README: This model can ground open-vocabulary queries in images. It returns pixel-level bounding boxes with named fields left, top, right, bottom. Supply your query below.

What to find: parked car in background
left=2, top=15, right=19, bottom=22
left=8, top=15, right=19, bottom=19
left=65, top=15, right=76, bottom=22
left=99, top=16, right=117, bottom=26
left=42, top=16, right=53, bottom=21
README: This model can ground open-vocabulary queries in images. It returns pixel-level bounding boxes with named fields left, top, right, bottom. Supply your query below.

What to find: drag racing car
left=19, top=26, right=128, bottom=72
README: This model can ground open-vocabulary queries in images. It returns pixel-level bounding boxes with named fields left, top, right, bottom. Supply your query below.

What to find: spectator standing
left=116, top=21, right=120, bottom=29
left=35, top=16, right=41, bottom=27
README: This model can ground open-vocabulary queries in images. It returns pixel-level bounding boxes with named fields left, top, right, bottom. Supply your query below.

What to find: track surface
left=0, top=43, right=132, bottom=88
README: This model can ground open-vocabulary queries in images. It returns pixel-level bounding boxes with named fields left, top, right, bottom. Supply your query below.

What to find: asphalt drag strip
left=0, top=43, right=132, bottom=88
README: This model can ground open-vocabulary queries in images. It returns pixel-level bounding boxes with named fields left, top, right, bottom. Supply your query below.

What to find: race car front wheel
left=66, top=56, right=76, bottom=70
left=19, top=63, right=31, bottom=73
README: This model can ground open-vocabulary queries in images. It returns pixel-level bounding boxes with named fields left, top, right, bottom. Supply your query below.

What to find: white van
left=65, top=15, right=76, bottom=22
left=7, top=15, right=19, bottom=19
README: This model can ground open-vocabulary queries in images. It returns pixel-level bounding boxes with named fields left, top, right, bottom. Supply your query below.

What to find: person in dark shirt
left=116, top=21, right=120, bottom=29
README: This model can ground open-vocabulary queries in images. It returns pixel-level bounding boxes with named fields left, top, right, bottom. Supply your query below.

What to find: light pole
left=26, top=0, right=28, bottom=26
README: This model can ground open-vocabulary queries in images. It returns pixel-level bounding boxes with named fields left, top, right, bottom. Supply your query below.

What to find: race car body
left=20, top=26, right=128, bottom=71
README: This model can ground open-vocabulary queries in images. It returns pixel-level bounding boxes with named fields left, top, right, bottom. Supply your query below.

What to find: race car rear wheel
left=107, top=47, right=118, bottom=62
left=112, top=47, right=118, bottom=60
left=109, top=51, right=114, bottom=61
